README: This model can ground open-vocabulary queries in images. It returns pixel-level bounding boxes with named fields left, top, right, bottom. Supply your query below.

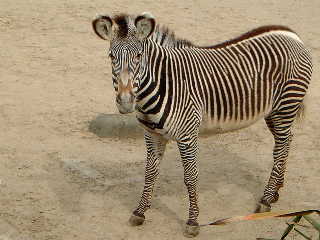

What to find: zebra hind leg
left=256, top=102, right=302, bottom=213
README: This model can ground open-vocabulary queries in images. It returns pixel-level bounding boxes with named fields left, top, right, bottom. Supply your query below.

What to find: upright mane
left=150, top=25, right=194, bottom=48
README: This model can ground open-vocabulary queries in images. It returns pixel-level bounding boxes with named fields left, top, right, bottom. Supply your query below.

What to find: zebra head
left=92, top=13, right=155, bottom=114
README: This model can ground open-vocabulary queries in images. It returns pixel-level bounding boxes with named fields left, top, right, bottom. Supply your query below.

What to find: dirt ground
left=0, top=0, right=319, bottom=239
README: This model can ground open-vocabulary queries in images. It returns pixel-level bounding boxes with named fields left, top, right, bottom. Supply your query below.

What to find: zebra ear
left=135, top=12, right=155, bottom=40
left=92, top=15, right=113, bottom=40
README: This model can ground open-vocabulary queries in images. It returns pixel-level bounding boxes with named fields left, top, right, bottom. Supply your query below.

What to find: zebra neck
left=135, top=41, right=172, bottom=127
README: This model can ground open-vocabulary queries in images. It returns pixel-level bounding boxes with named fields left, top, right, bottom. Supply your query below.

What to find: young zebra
left=92, top=13, right=312, bottom=237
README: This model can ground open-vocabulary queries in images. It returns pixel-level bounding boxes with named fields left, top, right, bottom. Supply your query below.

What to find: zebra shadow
left=45, top=132, right=271, bottom=225
left=113, top=142, right=267, bottom=225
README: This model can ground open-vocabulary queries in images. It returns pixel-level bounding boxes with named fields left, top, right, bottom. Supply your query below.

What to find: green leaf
left=303, top=215, right=320, bottom=232
left=280, top=216, right=302, bottom=240
left=294, top=228, right=312, bottom=240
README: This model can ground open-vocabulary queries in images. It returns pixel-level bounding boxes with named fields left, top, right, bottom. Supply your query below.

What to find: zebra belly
left=200, top=110, right=270, bottom=135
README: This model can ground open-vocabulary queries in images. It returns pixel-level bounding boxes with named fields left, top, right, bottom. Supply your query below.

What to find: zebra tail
left=295, top=94, right=309, bottom=125
left=296, top=102, right=305, bottom=121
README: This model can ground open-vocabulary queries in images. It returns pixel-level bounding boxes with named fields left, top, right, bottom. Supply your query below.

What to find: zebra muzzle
left=116, top=92, right=136, bottom=114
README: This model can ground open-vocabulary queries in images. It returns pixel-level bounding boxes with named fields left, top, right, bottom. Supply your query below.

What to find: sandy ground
left=0, top=0, right=319, bottom=239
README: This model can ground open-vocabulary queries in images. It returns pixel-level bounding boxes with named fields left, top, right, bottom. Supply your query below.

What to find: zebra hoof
left=184, top=221, right=200, bottom=238
left=255, top=202, right=271, bottom=213
left=129, top=211, right=145, bottom=226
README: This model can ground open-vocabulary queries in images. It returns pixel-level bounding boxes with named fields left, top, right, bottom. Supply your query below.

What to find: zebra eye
left=134, top=53, right=142, bottom=62
left=109, top=52, right=115, bottom=61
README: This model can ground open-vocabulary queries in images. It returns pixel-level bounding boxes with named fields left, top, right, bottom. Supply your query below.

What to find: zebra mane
left=110, top=14, right=193, bottom=48
left=150, top=25, right=194, bottom=48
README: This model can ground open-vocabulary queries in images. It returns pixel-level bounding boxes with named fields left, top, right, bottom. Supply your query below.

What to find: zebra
left=92, top=12, right=312, bottom=237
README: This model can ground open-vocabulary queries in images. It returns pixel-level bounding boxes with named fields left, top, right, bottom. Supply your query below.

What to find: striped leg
left=177, top=137, right=200, bottom=237
left=129, top=131, right=167, bottom=226
left=256, top=101, right=302, bottom=212
left=258, top=123, right=292, bottom=212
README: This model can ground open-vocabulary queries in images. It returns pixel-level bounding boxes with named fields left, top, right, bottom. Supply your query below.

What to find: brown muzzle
left=116, top=68, right=136, bottom=114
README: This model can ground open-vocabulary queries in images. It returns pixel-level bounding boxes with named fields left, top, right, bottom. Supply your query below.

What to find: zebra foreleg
left=177, top=137, right=200, bottom=237
left=256, top=117, right=293, bottom=212
left=129, top=131, right=167, bottom=226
